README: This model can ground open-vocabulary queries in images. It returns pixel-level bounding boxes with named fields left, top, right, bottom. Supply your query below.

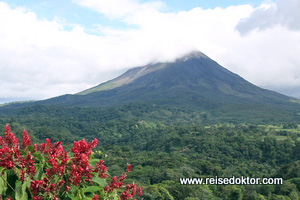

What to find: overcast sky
left=0, top=0, right=300, bottom=104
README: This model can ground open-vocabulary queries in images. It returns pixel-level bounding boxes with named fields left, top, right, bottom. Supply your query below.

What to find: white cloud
left=1, top=0, right=300, bottom=102
left=236, top=0, right=300, bottom=35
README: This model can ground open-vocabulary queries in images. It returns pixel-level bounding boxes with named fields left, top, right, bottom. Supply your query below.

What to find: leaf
left=67, top=193, right=77, bottom=200
left=14, top=167, right=20, bottom=177
left=69, top=185, right=79, bottom=197
left=15, top=180, right=22, bottom=200
left=0, top=175, right=7, bottom=194
left=34, top=166, right=43, bottom=180
left=27, top=145, right=34, bottom=152
left=92, top=176, right=107, bottom=187
left=15, top=180, right=28, bottom=200
left=89, top=159, right=100, bottom=168
left=21, top=181, right=28, bottom=200
left=32, top=152, right=44, bottom=161
left=0, top=167, right=5, bottom=173
left=19, top=149, right=27, bottom=156
left=83, top=186, right=101, bottom=193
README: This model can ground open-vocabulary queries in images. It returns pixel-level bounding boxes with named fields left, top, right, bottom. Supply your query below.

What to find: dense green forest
left=1, top=104, right=300, bottom=199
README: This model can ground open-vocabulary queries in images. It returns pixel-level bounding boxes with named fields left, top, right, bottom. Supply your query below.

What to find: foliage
left=0, top=125, right=142, bottom=200
left=1, top=104, right=300, bottom=199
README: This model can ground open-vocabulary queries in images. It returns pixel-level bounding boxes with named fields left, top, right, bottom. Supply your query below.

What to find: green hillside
left=27, top=51, right=299, bottom=123
left=1, top=50, right=300, bottom=199
left=1, top=51, right=300, bottom=123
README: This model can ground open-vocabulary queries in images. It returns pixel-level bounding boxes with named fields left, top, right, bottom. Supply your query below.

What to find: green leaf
left=27, top=145, right=34, bottom=152
left=67, top=193, right=77, bottom=200
left=19, top=149, right=27, bottom=156
left=89, top=159, right=100, bottom=168
left=90, top=152, right=95, bottom=159
left=21, top=181, right=28, bottom=200
left=69, top=186, right=79, bottom=197
left=14, top=167, right=20, bottom=178
left=92, top=176, right=107, bottom=187
left=32, top=152, right=44, bottom=161
left=0, top=175, right=7, bottom=194
left=79, top=188, right=84, bottom=199
left=34, top=166, right=43, bottom=180
left=15, top=180, right=22, bottom=200
left=83, top=186, right=101, bottom=193
left=15, top=180, right=28, bottom=200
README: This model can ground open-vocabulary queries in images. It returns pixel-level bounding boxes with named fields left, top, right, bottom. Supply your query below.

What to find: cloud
left=0, top=0, right=300, bottom=102
left=0, top=2, right=124, bottom=100
left=236, top=0, right=300, bottom=35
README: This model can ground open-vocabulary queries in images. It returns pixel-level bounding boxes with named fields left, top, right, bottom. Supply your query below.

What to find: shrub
left=0, top=125, right=142, bottom=200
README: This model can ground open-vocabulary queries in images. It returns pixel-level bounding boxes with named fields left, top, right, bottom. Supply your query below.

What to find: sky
left=0, top=0, right=300, bottom=104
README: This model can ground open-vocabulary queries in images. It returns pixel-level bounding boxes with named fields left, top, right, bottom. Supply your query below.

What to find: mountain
left=1, top=51, right=300, bottom=123
left=44, top=51, right=297, bottom=106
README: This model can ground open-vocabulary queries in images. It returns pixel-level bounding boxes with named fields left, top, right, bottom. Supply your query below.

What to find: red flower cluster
left=127, top=164, right=132, bottom=172
left=0, top=125, right=143, bottom=200
left=0, top=144, right=14, bottom=169
left=94, top=159, right=109, bottom=178
left=104, top=170, right=142, bottom=199
left=22, top=130, right=31, bottom=149
left=40, top=139, right=69, bottom=178
left=120, top=184, right=143, bottom=200
left=30, top=179, right=44, bottom=197
left=0, top=126, right=22, bottom=169
left=4, top=125, right=18, bottom=148
left=70, top=138, right=99, bottom=185
left=25, top=151, right=36, bottom=177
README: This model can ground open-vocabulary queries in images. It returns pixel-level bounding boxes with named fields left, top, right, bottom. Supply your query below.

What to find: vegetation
left=1, top=53, right=300, bottom=199
left=0, top=125, right=142, bottom=200
left=2, top=52, right=300, bottom=123
left=0, top=103, right=300, bottom=199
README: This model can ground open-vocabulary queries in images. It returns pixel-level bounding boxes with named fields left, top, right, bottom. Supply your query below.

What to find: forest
left=1, top=103, right=300, bottom=199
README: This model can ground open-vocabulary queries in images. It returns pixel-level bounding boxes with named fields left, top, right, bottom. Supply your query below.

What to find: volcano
left=2, top=51, right=300, bottom=122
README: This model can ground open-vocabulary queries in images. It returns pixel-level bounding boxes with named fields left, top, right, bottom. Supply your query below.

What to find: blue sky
left=0, top=0, right=300, bottom=103
left=4, top=0, right=269, bottom=34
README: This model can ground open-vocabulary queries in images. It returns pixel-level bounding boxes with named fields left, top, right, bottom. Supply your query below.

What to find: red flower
left=0, top=145, right=14, bottom=169
left=120, top=190, right=132, bottom=200
left=65, top=185, right=71, bottom=193
left=33, top=144, right=38, bottom=152
left=49, top=183, right=56, bottom=192
left=22, top=129, right=31, bottom=149
left=25, top=152, right=36, bottom=177
left=94, top=160, right=108, bottom=178
left=138, top=187, right=143, bottom=196
left=90, top=138, right=98, bottom=149
left=1, top=126, right=142, bottom=200
left=118, top=172, right=127, bottom=182
left=0, top=136, right=4, bottom=145
left=30, top=180, right=44, bottom=196
left=127, top=164, right=132, bottom=172
left=4, top=125, right=18, bottom=147
left=131, top=184, right=137, bottom=196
